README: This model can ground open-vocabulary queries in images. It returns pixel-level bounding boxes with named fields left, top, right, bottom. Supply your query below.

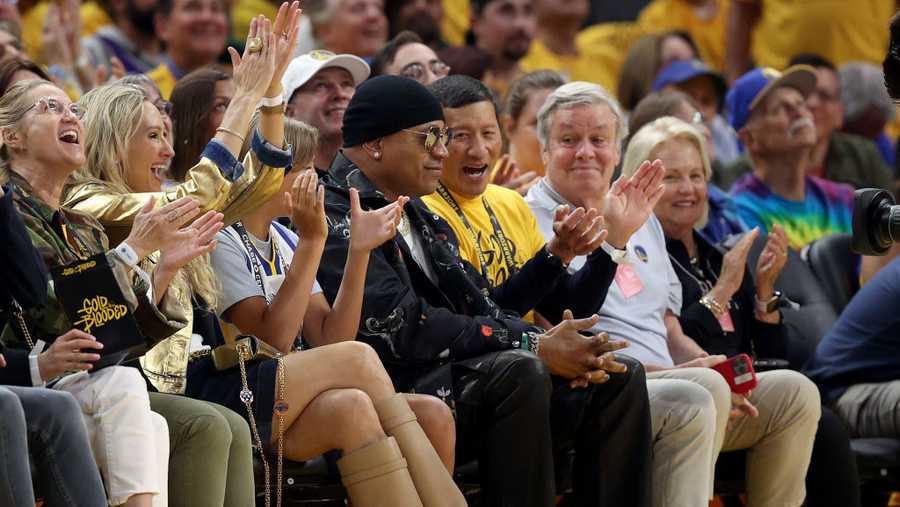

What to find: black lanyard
left=232, top=221, right=286, bottom=305
left=435, top=182, right=517, bottom=279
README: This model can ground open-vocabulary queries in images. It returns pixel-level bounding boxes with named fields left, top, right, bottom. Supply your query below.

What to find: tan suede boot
left=338, top=436, right=425, bottom=507
left=374, top=394, right=467, bottom=507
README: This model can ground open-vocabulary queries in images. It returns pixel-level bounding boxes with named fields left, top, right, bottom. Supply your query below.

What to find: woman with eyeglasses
left=0, top=79, right=204, bottom=507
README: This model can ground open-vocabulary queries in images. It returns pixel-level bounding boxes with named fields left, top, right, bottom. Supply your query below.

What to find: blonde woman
left=0, top=77, right=213, bottom=507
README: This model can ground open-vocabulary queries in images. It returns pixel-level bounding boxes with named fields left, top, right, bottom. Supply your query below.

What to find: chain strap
left=236, top=342, right=286, bottom=507
left=10, top=298, right=35, bottom=350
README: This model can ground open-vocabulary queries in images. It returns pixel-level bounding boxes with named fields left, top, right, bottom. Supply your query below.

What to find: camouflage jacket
left=0, top=171, right=187, bottom=352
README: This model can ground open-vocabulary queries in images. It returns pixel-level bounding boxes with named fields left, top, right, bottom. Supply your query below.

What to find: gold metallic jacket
left=64, top=148, right=285, bottom=393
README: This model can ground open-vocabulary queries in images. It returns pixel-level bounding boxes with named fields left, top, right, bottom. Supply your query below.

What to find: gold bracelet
left=699, top=295, right=725, bottom=318
left=215, top=126, right=245, bottom=143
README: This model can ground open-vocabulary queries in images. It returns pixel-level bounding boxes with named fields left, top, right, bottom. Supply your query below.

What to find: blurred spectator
left=0, top=21, right=22, bottom=60
left=652, top=59, right=740, bottom=164
left=304, top=0, right=388, bottom=60
left=519, top=0, right=619, bottom=93
left=385, top=0, right=446, bottom=48
left=616, top=31, right=699, bottom=112
left=230, top=0, right=277, bottom=43
left=168, top=66, right=232, bottom=182
left=439, top=0, right=468, bottom=46
left=81, top=0, right=162, bottom=74
left=370, top=30, right=449, bottom=85
left=629, top=90, right=747, bottom=244
left=0, top=0, right=20, bottom=29
left=725, top=0, right=895, bottom=83
left=0, top=57, right=48, bottom=95
left=839, top=61, right=897, bottom=168
left=469, top=0, right=535, bottom=97
left=727, top=66, right=853, bottom=250
left=281, top=50, right=370, bottom=171
left=21, top=0, right=111, bottom=69
left=437, top=45, right=491, bottom=80
left=636, top=0, right=726, bottom=72
left=501, top=69, right=565, bottom=177
left=147, top=0, right=228, bottom=99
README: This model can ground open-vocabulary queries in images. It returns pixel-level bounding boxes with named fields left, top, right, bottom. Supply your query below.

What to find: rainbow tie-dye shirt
left=730, top=173, right=853, bottom=250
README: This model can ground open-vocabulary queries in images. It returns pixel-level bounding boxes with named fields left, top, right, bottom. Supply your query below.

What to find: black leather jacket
left=317, top=153, right=540, bottom=390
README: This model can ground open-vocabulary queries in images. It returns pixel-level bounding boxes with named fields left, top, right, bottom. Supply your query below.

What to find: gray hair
left=305, top=0, right=340, bottom=27
left=840, top=62, right=896, bottom=123
left=536, top=81, right=628, bottom=151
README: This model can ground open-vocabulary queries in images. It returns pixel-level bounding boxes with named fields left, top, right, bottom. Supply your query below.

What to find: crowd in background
left=2, top=0, right=900, bottom=506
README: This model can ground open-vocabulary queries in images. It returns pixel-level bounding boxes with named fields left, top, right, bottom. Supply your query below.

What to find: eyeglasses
left=402, top=125, right=452, bottom=153
left=27, top=97, right=84, bottom=120
left=154, top=98, right=173, bottom=116
left=400, top=60, right=450, bottom=84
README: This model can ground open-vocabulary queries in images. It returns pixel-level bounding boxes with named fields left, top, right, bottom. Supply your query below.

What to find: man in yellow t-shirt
left=725, top=0, right=894, bottom=82
left=423, top=74, right=624, bottom=325
left=636, top=0, right=727, bottom=72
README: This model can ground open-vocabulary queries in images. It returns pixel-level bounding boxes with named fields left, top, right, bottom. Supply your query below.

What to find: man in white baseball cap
left=282, top=50, right=371, bottom=171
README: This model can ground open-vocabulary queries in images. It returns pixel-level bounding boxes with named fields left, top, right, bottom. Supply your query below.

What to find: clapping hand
left=491, top=154, right=537, bottom=195
left=707, top=228, right=759, bottom=305
left=547, top=205, right=607, bottom=264
left=125, top=197, right=203, bottom=260
left=158, top=210, right=224, bottom=274
left=755, top=224, right=788, bottom=300
left=349, top=188, right=408, bottom=253
left=266, top=1, right=302, bottom=98
left=603, top=159, right=665, bottom=248
left=286, top=170, right=327, bottom=240
left=229, top=15, right=279, bottom=101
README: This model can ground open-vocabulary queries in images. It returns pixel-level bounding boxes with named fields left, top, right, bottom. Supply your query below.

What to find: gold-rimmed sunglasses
left=401, top=125, right=452, bottom=153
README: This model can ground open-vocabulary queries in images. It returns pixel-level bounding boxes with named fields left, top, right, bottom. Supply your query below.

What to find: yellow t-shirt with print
left=423, top=183, right=547, bottom=321
left=520, top=23, right=643, bottom=98
left=637, top=0, right=728, bottom=72
left=736, top=0, right=893, bottom=70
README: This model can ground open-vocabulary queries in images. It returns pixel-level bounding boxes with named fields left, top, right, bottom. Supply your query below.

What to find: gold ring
left=246, top=36, right=263, bottom=53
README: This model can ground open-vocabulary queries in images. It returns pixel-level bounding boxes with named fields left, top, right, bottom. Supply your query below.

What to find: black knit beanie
left=342, top=75, right=445, bottom=148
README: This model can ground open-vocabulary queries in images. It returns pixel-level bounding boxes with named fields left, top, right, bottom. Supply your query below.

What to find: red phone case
left=711, top=353, right=758, bottom=394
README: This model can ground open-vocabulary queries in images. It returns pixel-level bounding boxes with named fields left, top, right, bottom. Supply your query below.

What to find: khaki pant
left=54, top=366, right=170, bottom=506
left=833, top=379, right=900, bottom=438
left=648, top=368, right=820, bottom=507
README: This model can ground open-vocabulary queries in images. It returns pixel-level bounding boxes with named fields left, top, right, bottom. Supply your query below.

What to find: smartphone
left=712, top=353, right=758, bottom=394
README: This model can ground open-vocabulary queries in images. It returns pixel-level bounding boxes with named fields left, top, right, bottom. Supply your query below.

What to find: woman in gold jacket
left=63, top=6, right=304, bottom=506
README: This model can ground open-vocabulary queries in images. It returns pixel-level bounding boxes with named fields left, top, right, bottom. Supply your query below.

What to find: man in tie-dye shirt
left=726, top=66, right=853, bottom=250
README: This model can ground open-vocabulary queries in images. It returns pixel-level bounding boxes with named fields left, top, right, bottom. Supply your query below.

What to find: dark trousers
left=452, top=350, right=652, bottom=507
left=805, top=406, right=861, bottom=507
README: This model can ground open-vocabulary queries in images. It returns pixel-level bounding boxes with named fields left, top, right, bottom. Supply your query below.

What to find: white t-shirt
left=525, top=178, right=682, bottom=367
left=211, top=221, right=323, bottom=319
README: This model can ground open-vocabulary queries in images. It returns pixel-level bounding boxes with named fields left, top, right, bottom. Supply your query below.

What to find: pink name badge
left=718, top=310, right=735, bottom=333
left=615, top=264, right=644, bottom=299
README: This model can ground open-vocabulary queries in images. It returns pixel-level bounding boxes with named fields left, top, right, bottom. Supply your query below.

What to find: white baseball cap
left=281, top=50, right=371, bottom=102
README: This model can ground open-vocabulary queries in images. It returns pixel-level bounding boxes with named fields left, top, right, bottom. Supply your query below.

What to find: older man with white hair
left=526, top=81, right=821, bottom=507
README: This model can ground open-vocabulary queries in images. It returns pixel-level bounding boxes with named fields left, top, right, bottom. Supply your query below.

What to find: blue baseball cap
left=652, top=59, right=726, bottom=100
left=725, top=65, right=817, bottom=131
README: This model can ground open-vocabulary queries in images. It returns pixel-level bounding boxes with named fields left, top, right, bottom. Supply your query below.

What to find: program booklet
left=51, top=254, right=146, bottom=371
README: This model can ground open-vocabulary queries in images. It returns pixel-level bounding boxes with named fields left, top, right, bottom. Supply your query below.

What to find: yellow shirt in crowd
left=637, top=0, right=728, bottom=72
left=147, top=63, right=177, bottom=100
left=521, top=22, right=645, bottom=96
left=423, top=183, right=547, bottom=322
left=736, top=0, right=893, bottom=70
left=440, top=0, right=469, bottom=47
left=231, top=0, right=279, bottom=41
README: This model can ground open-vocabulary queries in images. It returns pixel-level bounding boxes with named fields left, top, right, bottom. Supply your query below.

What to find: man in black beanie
left=316, top=74, right=652, bottom=507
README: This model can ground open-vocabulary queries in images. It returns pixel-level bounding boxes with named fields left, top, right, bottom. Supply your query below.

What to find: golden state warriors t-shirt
left=730, top=173, right=853, bottom=250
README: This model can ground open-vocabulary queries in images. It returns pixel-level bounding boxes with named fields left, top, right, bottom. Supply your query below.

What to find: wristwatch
left=755, top=290, right=783, bottom=314
left=600, top=241, right=629, bottom=264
